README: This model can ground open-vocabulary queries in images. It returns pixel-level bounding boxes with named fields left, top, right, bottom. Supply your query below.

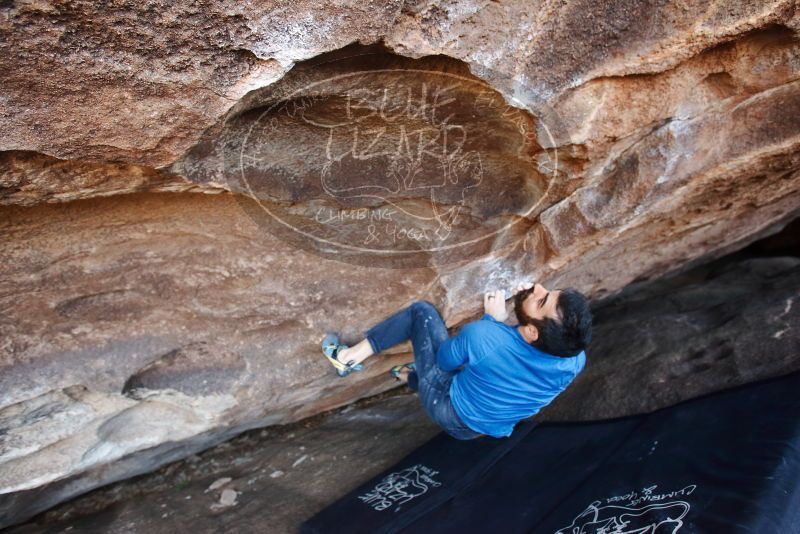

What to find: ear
left=523, top=323, right=539, bottom=342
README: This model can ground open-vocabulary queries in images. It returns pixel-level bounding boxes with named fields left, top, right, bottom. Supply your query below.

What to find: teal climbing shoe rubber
left=389, top=362, right=416, bottom=381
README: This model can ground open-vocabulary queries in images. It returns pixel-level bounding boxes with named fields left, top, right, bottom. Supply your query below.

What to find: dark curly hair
left=514, top=287, right=592, bottom=357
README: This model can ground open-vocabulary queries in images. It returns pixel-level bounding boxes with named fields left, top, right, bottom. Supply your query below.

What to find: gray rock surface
left=544, top=255, right=800, bottom=420
left=5, top=392, right=438, bottom=534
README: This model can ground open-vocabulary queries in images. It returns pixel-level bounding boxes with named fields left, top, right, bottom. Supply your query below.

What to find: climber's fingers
left=513, top=281, right=534, bottom=295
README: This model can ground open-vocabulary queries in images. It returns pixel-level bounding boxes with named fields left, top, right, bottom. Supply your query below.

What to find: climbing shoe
left=389, top=362, right=416, bottom=381
left=321, top=333, right=363, bottom=377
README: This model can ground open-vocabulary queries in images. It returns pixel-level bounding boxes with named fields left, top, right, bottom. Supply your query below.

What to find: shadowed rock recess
left=1, top=0, right=800, bottom=528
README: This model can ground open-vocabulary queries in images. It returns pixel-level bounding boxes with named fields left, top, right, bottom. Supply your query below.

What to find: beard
left=513, top=286, right=536, bottom=325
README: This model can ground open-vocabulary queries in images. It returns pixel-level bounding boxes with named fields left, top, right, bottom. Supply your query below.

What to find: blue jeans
left=365, top=301, right=482, bottom=440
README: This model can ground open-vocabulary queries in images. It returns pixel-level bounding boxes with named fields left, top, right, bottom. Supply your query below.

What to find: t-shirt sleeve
left=436, top=318, right=496, bottom=371
left=561, top=351, right=587, bottom=388
left=436, top=319, right=494, bottom=371
left=436, top=324, right=473, bottom=371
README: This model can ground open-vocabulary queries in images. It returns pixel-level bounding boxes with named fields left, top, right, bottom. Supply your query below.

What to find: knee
left=410, top=300, right=438, bottom=315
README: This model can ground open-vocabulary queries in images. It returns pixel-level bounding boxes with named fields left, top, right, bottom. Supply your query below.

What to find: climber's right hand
left=511, top=281, right=534, bottom=296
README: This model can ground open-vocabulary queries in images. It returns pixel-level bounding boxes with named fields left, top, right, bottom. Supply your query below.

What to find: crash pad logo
left=357, top=464, right=442, bottom=512
left=555, top=483, right=697, bottom=534
left=226, top=56, right=568, bottom=268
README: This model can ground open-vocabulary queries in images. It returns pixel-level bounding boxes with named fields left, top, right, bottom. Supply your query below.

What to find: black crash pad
left=302, top=371, right=800, bottom=533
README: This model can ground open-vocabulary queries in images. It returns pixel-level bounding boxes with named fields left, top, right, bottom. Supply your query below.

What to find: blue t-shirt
left=437, top=314, right=586, bottom=438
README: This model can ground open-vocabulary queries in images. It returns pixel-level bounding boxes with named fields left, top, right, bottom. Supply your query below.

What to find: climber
left=321, top=282, right=592, bottom=440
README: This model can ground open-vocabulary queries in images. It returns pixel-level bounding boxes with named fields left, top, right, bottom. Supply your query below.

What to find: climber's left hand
left=484, top=289, right=508, bottom=322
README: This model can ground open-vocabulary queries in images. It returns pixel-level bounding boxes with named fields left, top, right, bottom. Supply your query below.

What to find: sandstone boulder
left=1, top=0, right=800, bottom=527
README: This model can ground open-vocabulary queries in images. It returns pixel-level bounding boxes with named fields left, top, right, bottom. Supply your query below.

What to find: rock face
left=0, top=193, right=436, bottom=525
left=1, top=0, right=800, bottom=528
left=0, top=151, right=216, bottom=206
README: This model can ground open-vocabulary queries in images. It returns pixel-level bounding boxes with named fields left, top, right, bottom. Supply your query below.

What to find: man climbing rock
left=322, top=282, right=592, bottom=440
